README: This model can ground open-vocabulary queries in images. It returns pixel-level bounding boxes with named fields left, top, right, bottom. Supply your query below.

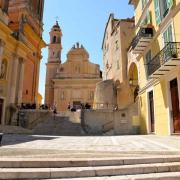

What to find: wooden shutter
left=167, top=25, right=173, bottom=42
left=154, top=0, right=161, bottom=25
left=163, top=25, right=173, bottom=44
left=147, top=11, right=152, bottom=24
left=163, top=29, right=169, bottom=44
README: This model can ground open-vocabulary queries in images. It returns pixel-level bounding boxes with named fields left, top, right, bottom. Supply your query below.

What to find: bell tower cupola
left=48, top=21, right=62, bottom=63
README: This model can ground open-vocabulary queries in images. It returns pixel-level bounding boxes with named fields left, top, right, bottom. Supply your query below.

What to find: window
left=75, top=65, right=80, bottom=73
left=53, top=36, right=56, bottom=43
left=61, top=91, right=65, bottom=100
left=142, top=0, right=148, bottom=10
left=0, top=59, right=7, bottom=80
left=154, top=0, right=174, bottom=25
left=141, top=11, right=152, bottom=26
left=145, top=50, right=151, bottom=77
left=163, top=24, right=173, bottom=45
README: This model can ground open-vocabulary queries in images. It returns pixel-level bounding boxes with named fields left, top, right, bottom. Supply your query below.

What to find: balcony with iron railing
left=131, top=27, right=153, bottom=54
left=147, top=42, right=180, bottom=78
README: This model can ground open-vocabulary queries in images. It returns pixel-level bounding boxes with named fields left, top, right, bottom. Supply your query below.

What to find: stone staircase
left=0, top=156, right=180, bottom=179
left=32, top=115, right=84, bottom=136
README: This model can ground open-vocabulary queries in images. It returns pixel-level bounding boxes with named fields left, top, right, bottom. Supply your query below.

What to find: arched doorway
left=128, top=63, right=139, bottom=102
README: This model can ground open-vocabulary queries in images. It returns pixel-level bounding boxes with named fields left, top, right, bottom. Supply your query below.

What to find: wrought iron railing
left=131, top=27, right=153, bottom=49
left=147, top=42, right=180, bottom=77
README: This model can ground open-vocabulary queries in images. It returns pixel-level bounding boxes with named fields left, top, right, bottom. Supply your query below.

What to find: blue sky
left=39, top=0, right=134, bottom=101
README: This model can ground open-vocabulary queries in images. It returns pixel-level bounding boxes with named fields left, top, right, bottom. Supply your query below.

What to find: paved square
left=0, top=134, right=180, bottom=158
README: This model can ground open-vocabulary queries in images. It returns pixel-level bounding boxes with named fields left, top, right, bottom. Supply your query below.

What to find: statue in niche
left=0, top=60, right=7, bottom=79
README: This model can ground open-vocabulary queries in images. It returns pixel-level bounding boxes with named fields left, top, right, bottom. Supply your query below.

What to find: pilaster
left=17, top=58, right=25, bottom=104
left=9, top=54, right=19, bottom=104
left=0, top=39, right=5, bottom=75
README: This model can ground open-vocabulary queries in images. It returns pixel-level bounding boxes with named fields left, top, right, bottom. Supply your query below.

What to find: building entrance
left=73, top=101, right=81, bottom=109
left=170, top=78, right=180, bottom=133
left=148, top=91, right=155, bottom=133
left=0, top=99, right=4, bottom=124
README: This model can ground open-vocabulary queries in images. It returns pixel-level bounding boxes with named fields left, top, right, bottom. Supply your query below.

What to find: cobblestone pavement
left=0, top=134, right=180, bottom=157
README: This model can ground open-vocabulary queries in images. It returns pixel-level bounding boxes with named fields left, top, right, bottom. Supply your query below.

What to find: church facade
left=45, top=22, right=102, bottom=111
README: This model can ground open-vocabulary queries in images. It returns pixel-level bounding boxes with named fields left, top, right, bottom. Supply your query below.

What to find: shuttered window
left=163, top=24, right=173, bottom=45
left=145, top=50, right=151, bottom=78
left=142, top=0, right=148, bottom=9
left=154, top=0, right=174, bottom=25
left=141, top=11, right=152, bottom=26
left=167, top=0, right=173, bottom=9
left=154, top=0, right=161, bottom=25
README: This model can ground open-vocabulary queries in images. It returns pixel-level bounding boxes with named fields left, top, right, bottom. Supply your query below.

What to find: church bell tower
left=48, top=21, right=62, bottom=63
left=45, top=21, right=62, bottom=107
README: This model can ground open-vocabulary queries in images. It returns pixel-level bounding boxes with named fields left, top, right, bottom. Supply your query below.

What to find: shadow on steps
left=32, top=116, right=85, bottom=136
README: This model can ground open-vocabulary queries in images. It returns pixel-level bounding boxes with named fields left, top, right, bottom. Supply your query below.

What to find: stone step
left=0, top=156, right=179, bottom=167
left=1, top=156, right=180, bottom=168
left=50, top=172, right=180, bottom=180
left=1, top=162, right=180, bottom=179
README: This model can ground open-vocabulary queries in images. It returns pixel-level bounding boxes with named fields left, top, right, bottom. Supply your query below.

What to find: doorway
left=0, top=99, right=4, bottom=124
left=148, top=91, right=155, bottom=133
left=170, top=78, right=180, bottom=133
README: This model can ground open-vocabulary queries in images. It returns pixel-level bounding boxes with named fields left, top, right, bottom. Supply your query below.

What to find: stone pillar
left=0, top=40, right=5, bottom=75
left=17, top=58, right=25, bottom=104
left=9, top=54, right=19, bottom=104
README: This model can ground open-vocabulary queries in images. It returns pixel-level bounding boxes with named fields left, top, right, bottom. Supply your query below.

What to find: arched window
left=53, top=36, right=56, bottom=43
left=0, top=59, right=7, bottom=79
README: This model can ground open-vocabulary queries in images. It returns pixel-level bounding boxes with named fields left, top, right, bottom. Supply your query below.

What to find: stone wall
left=17, top=110, right=52, bottom=129
left=93, top=80, right=117, bottom=110
left=82, top=102, right=140, bottom=135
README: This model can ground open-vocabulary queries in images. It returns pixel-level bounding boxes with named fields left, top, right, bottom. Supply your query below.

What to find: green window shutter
left=163, top=25, right=173, bottom=44
left=142, top=0, right=145, bottom=9
left=163, top=29, right=168, bottom=44
left=146, top=50, right=151, bottom=64
left=154, top=0, right=161, bottom=25
left=147, top=11, right=152, bottom=24
left=167, top=0, right=173, bottom=9
left=145, top=50, right=151, bottom=77
left=167, top=25, right=173, bottom=42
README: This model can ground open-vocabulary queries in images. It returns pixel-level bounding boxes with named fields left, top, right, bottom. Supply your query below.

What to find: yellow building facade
left=128, top=0, right=180, bottom=135
left=0, top=0, right=45, bottom=125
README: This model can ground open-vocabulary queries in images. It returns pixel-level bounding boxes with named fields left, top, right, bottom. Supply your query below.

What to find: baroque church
left=45, top=22, right=102, bottom=111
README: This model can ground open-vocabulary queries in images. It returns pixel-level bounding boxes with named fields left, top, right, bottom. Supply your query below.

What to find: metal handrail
left=131, top=27, right=153, bottom=49
left=147, top=42, right=180, bottom=76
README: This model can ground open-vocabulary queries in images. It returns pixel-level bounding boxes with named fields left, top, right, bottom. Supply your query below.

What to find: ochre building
left=101, top=14, right=135, bottom=109
left=128, top=0, right=180, bottom=135
left=0, top=0, right=45, bottom=125
left=45, top=22, right=102, bottom=111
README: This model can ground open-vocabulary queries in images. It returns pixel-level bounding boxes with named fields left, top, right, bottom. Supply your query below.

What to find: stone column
left=9, top=54, right=19, bottom=104
left=35, top=59, right=40, bottom=106
left=0, top=40, right=5, bottom=75
left=17, top=58, right=25, bottom=104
